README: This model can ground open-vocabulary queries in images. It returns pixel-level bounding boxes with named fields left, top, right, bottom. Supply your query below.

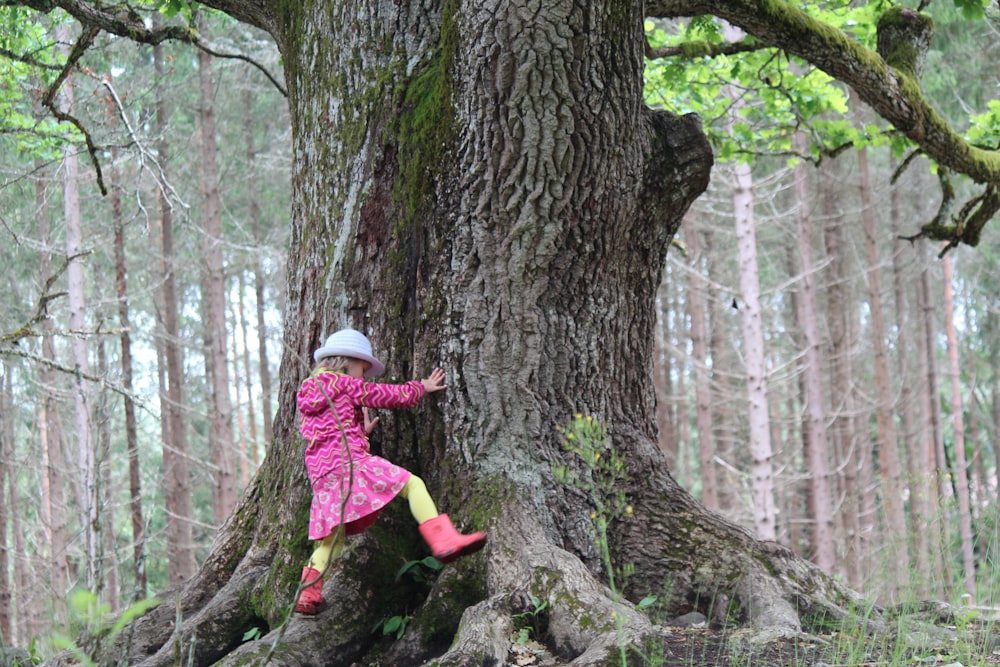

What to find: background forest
left=1, top=3, right=999, bottom=660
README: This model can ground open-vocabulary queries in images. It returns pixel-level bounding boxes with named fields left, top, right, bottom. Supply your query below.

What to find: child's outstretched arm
left=420, top=368, right=448, bottom=393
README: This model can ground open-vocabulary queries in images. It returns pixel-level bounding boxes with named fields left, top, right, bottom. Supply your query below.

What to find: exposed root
left=414, top=506, right=662, bottom=666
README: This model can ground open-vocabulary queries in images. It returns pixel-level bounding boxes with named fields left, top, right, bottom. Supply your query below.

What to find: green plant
left=553, top=414, right=635, bottom=665
left=368, top=556, right=443, bottom=642
left=512, top=595, right=549, bottom=645
left=394, top=556, right=443, bottom=583
left=372, top=614, right=411, bottom=640
left=48, top=590, right=159, bottom=667
left=242, top=626, right=263, bottom=642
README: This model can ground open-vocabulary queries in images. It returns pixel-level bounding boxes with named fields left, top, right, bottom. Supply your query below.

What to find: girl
left=294, top=328, right=487, bottom=614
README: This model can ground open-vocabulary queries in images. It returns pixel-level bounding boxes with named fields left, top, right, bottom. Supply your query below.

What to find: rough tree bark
left=27, top=0, right=1000, bottom=665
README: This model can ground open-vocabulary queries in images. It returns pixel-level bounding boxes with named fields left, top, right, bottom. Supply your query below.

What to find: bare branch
left=0, top=251, right=86, bottom=346
left=1, top=340, right=152, bottom=410
left=645, top=37, right=766, bottom=60
left=7, top=0, right=286, bottom=94
left=40, top=24, right=109, bottom=194
left=194, top=40, right=286, bottom=97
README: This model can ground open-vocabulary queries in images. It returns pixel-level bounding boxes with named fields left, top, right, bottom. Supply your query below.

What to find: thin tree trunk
left=654, top=285, right=679, bottom=475
left=243, top=87, right=274, bottom=451
left=198, top=15, right=237, bottom=524
left=684, top=220, right=718, bottom=509
left=240, top=298, right=261, bottom=473
left=782, top=236, right=806, bottom=557
left=8, top=440, right=30, bottom=645
left=670, top=280, right=692, bottom=486
left=95, top=336, right=122, bottom=611
left=792, top=133, right=836, bottom=572
left=708, top=229, right=737, bottom=514
left=821, top=166, right=860, bottom=586
left=890, top=171, right=932, bottom=594
left=915, top=241, right=950, bottom=599
left=36, top=160, right=70, bottom=622
left=58, top=23, right=99, bottom=591
left=820, top=164, right=878, bottom=588
left=154, top=35, right=197, bottom=585
left=732, top=160, right=776, bottom=540
left=233, top=279, right=257, bottom=486
left=723, top=22, right=776, bottom=540
left=0, top=366, right=11, bottom=641
left=857, top=144, right=909, bottom=592
left=112, top=156, right=147, bottom=599
left=942, top=253, right=976, bottom=599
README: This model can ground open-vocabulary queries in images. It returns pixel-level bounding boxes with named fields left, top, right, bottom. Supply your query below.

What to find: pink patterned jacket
left=298, top=370, right=426, bottom=484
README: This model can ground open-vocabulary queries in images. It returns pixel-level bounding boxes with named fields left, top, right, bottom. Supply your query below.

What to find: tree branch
left=645, top=36, right=765, bottom=60
left=41, top=23, right=109, bottom=194
left=646, top=0, right=1000, bottom=247
left=194, top=40, right=286, bottom=97
left=2, top=0, right=286, bottom=200
left=0, top=251, right=80, bottom=347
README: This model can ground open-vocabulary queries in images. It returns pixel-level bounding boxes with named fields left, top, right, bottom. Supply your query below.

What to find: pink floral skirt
left=308, top=456, right=410, bottom=540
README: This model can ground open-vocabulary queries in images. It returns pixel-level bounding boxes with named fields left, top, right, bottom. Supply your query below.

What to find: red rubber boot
left=418, top=514, right=487, bottom=564
left=295, top=567, right=325, bottom=615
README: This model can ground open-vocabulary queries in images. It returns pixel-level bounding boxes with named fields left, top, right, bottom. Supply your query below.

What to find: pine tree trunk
left=58, top=24, right=99, bottom=590
left=684, top=220, right=718, bottom=510
left=890, top=172, right=932, bottom=593
left=153, top=36, right=197, bottom=585
left=792, top=134, right=836, bottom=572
left=858, top=144, right=909, bottom=591
left=95, top=338, right=122, bottom=612
left=707, top=229, right=739, bottom=514
left=244, top=88, right=274, bottom=450
left=942, top=254, right=976, bottom=599
left=0, top=367, right=11, bottom=641
left=821, top=169, right=856, bottom=586
left=732, top=159, right=776, bottom=540
left=112, top=157, right=147, bottom=599
left=8, top=442, right=31, bottom=645
left=198, top=17, right=238, bottom=524
left=722, top=20, right=776, bottom=541
left=36, top=162, right=70, bottom=624
left=233, top=281, right=255, bottom=487
left=653, top=281, right=679, bottom=473
left=915, top=240, right=950, bottom=598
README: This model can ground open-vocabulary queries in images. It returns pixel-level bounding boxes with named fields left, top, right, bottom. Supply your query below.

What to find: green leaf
left=637, top=596, right=658, bottom=610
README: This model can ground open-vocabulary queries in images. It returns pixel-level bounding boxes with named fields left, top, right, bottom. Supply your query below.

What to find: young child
left=294, top=328, right=487, bottom=614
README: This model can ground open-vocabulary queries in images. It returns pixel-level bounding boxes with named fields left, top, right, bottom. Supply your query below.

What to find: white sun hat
left=313, top=328, right=385, bottom=378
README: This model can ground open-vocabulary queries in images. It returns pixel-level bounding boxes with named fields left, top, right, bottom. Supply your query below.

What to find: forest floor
left=504, top=623, right=1000, bottom=666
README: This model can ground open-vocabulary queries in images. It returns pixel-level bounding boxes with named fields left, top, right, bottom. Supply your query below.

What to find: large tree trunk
left=71, top=2, right=875, bottom=666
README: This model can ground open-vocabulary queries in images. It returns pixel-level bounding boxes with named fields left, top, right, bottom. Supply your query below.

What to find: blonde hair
left=315, top=355, right=353, bottom=373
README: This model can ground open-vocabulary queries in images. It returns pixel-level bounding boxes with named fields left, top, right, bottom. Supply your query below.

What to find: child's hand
left=420, top=368, right=448, bottom=393
left=363, top=407, right=380, bottom=434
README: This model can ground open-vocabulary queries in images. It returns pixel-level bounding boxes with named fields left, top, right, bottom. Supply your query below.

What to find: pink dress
left=298, top=370, right=426, bottom=540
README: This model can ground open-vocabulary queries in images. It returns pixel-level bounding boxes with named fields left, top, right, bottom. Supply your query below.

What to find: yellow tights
left=307, top=475, right=438, bottom=573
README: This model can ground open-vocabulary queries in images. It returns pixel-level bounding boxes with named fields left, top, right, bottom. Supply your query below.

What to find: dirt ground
left=505, top=624, right=1000, bottom=666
